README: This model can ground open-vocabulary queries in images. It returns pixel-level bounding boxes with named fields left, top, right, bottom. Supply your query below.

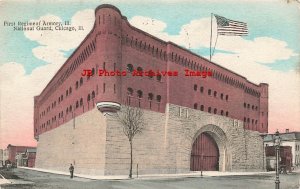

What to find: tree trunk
left=129, top=140, right=133, bottom=178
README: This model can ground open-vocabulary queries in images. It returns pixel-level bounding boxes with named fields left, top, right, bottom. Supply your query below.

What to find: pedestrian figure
left=69, top=164, right=74, bottom=178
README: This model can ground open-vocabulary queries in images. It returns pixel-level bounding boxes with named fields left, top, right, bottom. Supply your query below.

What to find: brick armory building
left=34, top=4, right=268, bottom=175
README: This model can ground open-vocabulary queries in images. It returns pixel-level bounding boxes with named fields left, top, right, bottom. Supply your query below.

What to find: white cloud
left=24, top=10, right=94, bottom=52
left=0, top=9, right=94, bottom=148
left=129, top=15, right=300, bottom=132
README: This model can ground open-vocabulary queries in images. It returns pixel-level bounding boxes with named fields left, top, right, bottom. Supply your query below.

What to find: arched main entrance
left=190, top=132, right=219, bottom=171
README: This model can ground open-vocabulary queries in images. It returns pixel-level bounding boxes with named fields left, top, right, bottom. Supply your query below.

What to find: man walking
left=69, top=164, right=74, bottom=178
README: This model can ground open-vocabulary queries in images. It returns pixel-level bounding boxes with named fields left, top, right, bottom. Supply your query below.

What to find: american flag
left=214, top=14, right=248, bottom=36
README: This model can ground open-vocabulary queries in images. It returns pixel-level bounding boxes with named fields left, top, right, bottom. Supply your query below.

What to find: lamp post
left=274, top=130, right=281, bottom=189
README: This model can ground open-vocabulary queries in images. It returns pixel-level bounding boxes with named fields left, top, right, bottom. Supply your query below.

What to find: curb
left=17, top=167, right=280, bottom=181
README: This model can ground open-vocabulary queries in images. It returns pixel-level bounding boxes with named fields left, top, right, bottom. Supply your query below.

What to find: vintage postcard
left=0, top=0, right=299, bottom=188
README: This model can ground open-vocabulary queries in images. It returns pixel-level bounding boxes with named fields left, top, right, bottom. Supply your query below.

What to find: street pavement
left=0, top=168, right=299, bottom=189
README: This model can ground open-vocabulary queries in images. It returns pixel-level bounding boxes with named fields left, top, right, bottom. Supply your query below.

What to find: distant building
left=6, top=144, right=36, bottom=166
left=265, top=146, right=292, bottom=172
left=15, top=149, right=36, bottom=168
left=264, top=130, right=300, bottom=169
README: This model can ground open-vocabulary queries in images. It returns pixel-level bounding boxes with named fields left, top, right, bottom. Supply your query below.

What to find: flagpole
left=209, top=13, right=213, bottom=61
left=211, top=33, right=219, bottom=58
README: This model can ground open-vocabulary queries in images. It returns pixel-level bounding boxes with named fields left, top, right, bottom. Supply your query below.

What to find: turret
left=94, top=5, right=123, bottom=111
left=259, top=83, right=268, bottom=133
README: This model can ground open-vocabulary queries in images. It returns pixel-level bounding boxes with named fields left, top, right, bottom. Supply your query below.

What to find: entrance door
left=190, top=132, right=219, bottom=171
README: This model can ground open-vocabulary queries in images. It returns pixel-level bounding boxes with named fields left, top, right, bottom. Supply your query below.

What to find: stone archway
left=190, top=124, right=230, bottom=172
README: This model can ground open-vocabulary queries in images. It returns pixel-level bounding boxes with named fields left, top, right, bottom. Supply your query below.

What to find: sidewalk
left=0, top=174, right=12, bottom=185
left=18, top=167, right=276, bottom=180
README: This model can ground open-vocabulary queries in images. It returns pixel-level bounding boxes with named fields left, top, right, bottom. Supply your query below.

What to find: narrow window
left=200, top=105, right=204, bottom=111
left=208, top=89, right=212, bottom=96
left=80, top=77, right=83, bottom=86
left=127, top=64, right=133, bottom=72
left=127, top=88, right=133, bottom=96
left=156, top=95, right=161, bottom=102
left=200, top=87, right=204, bottom=93
left=194, top=103, right=198, bottom=109
left=194, top=84, right=197, bottom=91
left=137, top=90, right=143, bottom=98
left=157, top=75, right=162, bottom=82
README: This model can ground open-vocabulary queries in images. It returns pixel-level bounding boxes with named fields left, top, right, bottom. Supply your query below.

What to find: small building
left=265, top=146, right=292, bottom=172
left=6, top=144, right=36, bottom=166
left=15, top=149, right=36, bottom=168
left=264, top=130, right=300, bottom=169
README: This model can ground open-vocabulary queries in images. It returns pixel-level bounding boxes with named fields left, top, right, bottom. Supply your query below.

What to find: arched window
left=127, top=64, right=134, bottom=72
left=226, top=111, right=229, bottom=116
left=69, top=87, right=72, bottom=95
left=194, top=84, right=197, bottom=91
left=76, top=81, right=79, bottom=89
left=221, top=110, right=224, bottom=115
left=66, top=90, right=68, bottom=97
left=156, top=95, right=161, bottom=102
left=61, top=95, right=63, bottom=101
left=200, top=87, right=204, bottom=93
left=148, top=93, right=153, bottom=100
left=244, top=117, right=246, bottom=122
left=194, top=103, right=198, bottom=109
left=214, top=108, right=217, bottom=114
left=225, top=95, right=228, bottom=101
left=208, top=107, right=211, bottom=113
left=137, top=90, right=143, bottom=98
left=244, top=103, right=246, bottom=108
left=76, top=101, right=79, bottom=108
left=252, top=105, right=254, bottom=110
left=127, top=88, right=133, bottom=96
left=92, top=91, right=95, bottom=99
left=80, top=77, right=83, bottom=86
left=200, top=105, right=204, bottom=111
left=214, top=91, right=217, bottom=97
left=80, top=98, right=83, bottom=106
left=247, top=104, right=250, bottom=109
left=87, top=94, right=91, bottom=101
left=208, top=89, right=212, bottom=96
left=157, top=74, right=162, bottom=82
left=221, top=93, right=224, bottom=100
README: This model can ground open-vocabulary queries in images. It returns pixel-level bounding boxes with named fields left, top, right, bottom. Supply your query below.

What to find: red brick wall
left=34, top=5, right=268, bottom=138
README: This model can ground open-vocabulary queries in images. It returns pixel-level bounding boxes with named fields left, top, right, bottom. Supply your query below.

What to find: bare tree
left=115, top=105, right=145, bottom=178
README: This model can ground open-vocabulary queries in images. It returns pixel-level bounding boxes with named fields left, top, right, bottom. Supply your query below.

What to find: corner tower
left=94, top=5, right=123, bottom=108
